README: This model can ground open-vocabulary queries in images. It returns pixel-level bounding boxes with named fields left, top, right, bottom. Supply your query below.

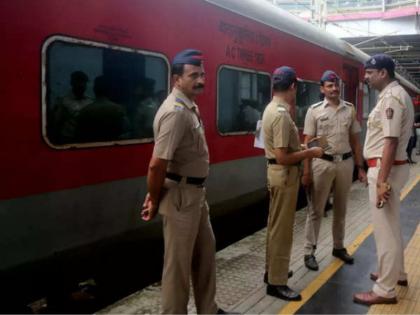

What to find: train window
left=296, top=80, right=321, bottom=128
left=217, top=66, right=271, bottom=135
left=42, top=36, right=169, bottom=148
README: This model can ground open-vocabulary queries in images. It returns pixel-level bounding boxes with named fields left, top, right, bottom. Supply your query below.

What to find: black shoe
left=266, top=285, right=302, bottom=301
left=304, top=254, right=319, bottom=271
left=263, top=270, right=293, bottom=283
left=332, top=248, right=354, bottom=264
left=217, top=308, right=239, bottom=314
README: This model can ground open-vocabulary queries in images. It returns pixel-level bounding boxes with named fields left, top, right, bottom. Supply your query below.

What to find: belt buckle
left=333, top=155, right=342, bottom=162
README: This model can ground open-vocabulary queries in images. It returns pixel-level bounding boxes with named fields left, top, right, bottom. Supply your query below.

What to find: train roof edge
left=204, top=0, right=420, bottom=94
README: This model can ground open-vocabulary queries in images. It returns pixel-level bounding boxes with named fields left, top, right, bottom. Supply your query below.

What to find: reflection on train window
left=296, top=80, right=321, bottom=128
left=45, top=39, right=168, bottom=146
left=218, top=67, right=271, bottom=134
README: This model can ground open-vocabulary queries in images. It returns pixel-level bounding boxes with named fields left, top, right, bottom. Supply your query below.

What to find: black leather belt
left=267, top=159, right=277, bottom=164
left=320, top=152, right=352, bottom=162
left=166, top=172, right=206, bottom=185
left=267, top=159, right=299, bottom=166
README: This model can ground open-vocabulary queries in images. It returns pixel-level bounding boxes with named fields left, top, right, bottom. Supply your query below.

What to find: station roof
left=339, top=34, right=420, bottom=88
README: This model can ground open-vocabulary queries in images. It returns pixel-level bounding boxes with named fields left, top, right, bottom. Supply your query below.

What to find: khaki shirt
left=304, top=99, right=361, bottom=155
left=153, top=88, right=209, bottom=178
left=262, top=96, right=301, bottom=160
left=363, top=81, right=414, bottom=161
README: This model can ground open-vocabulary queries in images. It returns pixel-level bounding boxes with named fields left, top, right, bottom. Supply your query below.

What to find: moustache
left=193, top=84, right=205, bottom=90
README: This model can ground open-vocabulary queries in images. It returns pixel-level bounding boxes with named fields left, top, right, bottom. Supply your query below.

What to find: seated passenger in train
left=51, top=71, right=92, bottom=144
left=75, top=75, right=129, bottom=143
left=131, top=78, right=161, bottom=138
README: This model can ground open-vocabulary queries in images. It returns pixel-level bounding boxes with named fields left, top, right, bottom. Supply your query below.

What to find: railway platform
left=99, top=156, right=420, bottom=314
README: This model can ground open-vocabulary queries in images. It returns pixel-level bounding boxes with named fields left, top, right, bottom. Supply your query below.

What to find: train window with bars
left=296, top=80, right=321, bottom=128
left=43, top=36, right=169, bottom=148
left=217, top=66, right=271, bottom=134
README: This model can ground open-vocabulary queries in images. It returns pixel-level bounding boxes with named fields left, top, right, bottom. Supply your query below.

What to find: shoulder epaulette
left=389, top=95, right=405, bottom=108
left=277, top=106, right=287, bottom=113
left=344, top=101, right=354, bottom=107
left=175, top=97, right=186, bottom=105
left=173, top=97, right=186, bottom=111
left=310, top=101, right=323, bottom=108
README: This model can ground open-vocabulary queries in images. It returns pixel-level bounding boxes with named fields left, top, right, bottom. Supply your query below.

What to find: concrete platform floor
left=99, top=156, right=420, bottom=314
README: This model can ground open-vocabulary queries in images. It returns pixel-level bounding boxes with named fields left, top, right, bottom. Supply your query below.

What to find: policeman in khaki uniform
left=354, top=54, right=414, bottom=306
left=302, top=71, right=367, bottom=271
left=141, top=49, right=227, bottom=314
left=262, top=66, right=323, bottom=301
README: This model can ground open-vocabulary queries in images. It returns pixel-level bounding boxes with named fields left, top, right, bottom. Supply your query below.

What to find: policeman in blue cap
left=262, top=66, right=323, bottom=301
left=141, top=49, right=228, bottom=314
left=354, top=54, right=414, bottom=305
left=302, top=70, right=366, bottom=271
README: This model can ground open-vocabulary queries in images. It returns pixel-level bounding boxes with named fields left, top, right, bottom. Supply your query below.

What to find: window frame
left=295, top=78, right=321, bottom=129
left=41, top=35, right=170, bottom=149
left=216, top=64, right=271, bottom=136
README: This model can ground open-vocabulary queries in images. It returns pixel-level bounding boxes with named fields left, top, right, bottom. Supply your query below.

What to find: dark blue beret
left=273, top=66, right=297, bottom=86
left=320, top=70, right=340, bottom=84
left=364, top=54, right=395, bottom=73
left=172, top=49, right=203, bottom=66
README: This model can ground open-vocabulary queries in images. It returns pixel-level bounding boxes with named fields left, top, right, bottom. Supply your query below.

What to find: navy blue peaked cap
left=320, top=70, right=340, bottom=84
left=364, top=54, right=395, bottom=73
left=272, top=66, right=297, bottom=86
left=172, top=49, right=203, bottom=66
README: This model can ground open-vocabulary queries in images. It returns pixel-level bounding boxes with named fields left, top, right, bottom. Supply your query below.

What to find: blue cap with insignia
left=272, top=66, right=297, bottom=86
left=172, top=49, right=203, bottom=66
left=320, top=70, right=340, bottom=84
left=364, top=54, right=395, bottom=73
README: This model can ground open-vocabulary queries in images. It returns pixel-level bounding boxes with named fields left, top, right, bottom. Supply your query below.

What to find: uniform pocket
left=158, top=186, right=181, bottom=216
left=178, top=186, right=205, bottom=213
left=192, top=124, right=206, bottom=153
left=267, top=165, right=288, bottom=188
left=339, top=117, right=350, bottom=134
left=318, top=120, right=330, bottom=136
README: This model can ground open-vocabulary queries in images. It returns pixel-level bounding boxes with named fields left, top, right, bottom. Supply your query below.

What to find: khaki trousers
left=303, top=158, right=354, bottom=255
left=266, top=164, right=299, bottom=285
left=159, top=180, right=218, bottom=314
left=368, top=163, right=409, bottom=298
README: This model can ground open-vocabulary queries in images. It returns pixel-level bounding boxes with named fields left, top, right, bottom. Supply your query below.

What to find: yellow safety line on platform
left=279, top=174, right=420, bottom=315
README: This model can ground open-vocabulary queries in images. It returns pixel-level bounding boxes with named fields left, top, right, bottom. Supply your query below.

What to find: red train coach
left=1, top=0, right=419, bottom=290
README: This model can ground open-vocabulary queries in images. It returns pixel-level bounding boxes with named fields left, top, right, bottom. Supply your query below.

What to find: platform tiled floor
left=99, top=157, right=420, bottom=314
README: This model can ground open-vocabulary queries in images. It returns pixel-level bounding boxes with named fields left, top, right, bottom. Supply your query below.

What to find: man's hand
left=376, top=182, right=391, bottom=208
left=308, top=147, right=323, bottom=159
left=358, top=167, right=367, bottom=185
left=141, top=193, right=158, bottom=221
left=301, top=173, right=312, bottom=188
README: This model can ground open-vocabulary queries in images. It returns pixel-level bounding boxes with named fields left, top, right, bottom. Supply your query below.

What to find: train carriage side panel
left=0, top=0, right=365, bottom=272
